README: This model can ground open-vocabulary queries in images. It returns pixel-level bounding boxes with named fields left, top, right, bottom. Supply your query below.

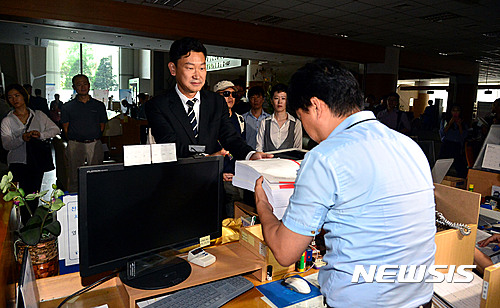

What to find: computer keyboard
left=144, top=275, right=254, bottom=308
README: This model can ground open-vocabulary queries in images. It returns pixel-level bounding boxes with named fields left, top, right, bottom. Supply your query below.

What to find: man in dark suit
left=146, top=37, right=271, bottom=160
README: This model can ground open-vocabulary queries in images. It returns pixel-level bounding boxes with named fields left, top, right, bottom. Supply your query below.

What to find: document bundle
left=232, top=158, right=301, bottom=219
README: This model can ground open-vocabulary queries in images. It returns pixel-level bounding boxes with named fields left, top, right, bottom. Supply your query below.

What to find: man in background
left=377, top=92, right=411, bottom=134
left=30, top=88, right=50, bottom=117
left=61, top=74, right=108, bottom=193
left=242, top=86, right=269, bottom=149
left=255, top=59, right=435, bottom=308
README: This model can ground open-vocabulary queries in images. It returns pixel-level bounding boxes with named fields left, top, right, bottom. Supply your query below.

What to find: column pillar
left=413, top=80, right=430, bottom=118
left=246, top=60, right=263, bottom=89
left=365, top=47, right=399, bottom=100
left=448, top=73, right=479, bottom=124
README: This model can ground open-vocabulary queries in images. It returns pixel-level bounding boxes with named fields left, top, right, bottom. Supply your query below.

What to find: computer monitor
left=78, top=156, right=224, bottom=290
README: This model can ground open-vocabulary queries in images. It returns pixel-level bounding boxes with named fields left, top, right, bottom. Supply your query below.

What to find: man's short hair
left=248, top=86, right=265, bottom=99
left=169, top=37, right=207, bottom=66
left=35, top=89, right=42, bottom=95
left=270, top=83, right=288, bottom=96
left=288, top=59, right=363, bottom=117
left=72, top=74, right=89, bottom=85
left=387, top=92, right=400, bottom=100
left=138, top=93, right=148, bottom=100
left=231, top=79, right=246, bottom=89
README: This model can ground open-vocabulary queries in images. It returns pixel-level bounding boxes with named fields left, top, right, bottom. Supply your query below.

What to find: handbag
left=25, top=114, right=55, bottom=172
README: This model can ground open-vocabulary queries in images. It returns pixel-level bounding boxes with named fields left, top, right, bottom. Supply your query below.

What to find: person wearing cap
left=146, top=37, right=271, bottom=160
left=214, top=80, right=246, bottom=216
left=256, top=83, right=302, bottom=152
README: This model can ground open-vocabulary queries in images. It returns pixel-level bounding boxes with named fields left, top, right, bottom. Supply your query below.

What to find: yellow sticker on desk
left=200, top=235, right=210, bottom=248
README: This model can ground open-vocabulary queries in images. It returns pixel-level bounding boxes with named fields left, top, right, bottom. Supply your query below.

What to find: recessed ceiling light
left=393, top=44, right=405, bottom=48
left=71, top=30, right=79, bottom=34
left=438, top=52, right=448, bottom=56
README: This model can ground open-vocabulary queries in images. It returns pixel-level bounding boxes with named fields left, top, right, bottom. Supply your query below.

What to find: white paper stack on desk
left=232, top=158, right=301, bottom=219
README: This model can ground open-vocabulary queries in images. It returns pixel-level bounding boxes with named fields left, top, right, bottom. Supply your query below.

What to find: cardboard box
left=467, top=168, right=500, bottom=197
left=239, top=225, right=294, bottom=281
left=441, top=176, right=466, bottom=189
left=434, top=183, right=481, bottom=270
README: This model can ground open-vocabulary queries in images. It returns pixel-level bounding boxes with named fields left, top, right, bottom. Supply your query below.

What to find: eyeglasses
left=220, top=91, right=238, bottom=98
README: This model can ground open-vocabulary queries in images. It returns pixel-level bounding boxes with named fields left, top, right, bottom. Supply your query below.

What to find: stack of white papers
left=233, top=158, right=301, bottom=219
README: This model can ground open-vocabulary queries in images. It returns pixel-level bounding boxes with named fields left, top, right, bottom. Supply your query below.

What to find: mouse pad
left=256, top=275, right=322, bottom=308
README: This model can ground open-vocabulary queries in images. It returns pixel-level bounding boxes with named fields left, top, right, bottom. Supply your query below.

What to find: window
left=46, top=40, right=119, bottom=104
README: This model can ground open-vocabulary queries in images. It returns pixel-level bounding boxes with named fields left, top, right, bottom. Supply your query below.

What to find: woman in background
left=1, top=84, right=59, bottom=223
left=256, top=83, right=302, bottom=152
left=439, top=104, right=468, bottom=178
left=213, top=80, right=245, bottom=217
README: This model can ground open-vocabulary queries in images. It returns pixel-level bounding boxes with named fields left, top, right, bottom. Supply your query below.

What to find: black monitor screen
left=78, top=157, right=223, bottom=282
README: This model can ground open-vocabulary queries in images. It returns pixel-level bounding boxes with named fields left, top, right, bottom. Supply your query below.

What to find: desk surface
left=39, top=268, right=317, bottom=308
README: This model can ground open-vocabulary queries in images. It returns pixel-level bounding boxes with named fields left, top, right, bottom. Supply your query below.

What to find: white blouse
left=1, top=109, right=60, bottom=165
left=256, top=112, right=302, bottom=152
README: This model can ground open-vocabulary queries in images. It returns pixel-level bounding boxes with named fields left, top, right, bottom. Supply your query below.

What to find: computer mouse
left=282, top=276, right=311, bottom=294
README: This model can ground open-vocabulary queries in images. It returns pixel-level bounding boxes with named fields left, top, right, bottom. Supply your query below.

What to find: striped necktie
left=186, top=98, right=198, bottom=139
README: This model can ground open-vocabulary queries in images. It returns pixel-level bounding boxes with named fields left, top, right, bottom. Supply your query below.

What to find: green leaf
left=33, top=206, right=49, bottom=220
left=18, top=199, right=25, bottom=207
left=43, top=220, right=61, bottom=237
left=53, top=189, right=65, bottom=199
left=25, top=194, right=37, bottom=201
left=19, top=215, right=42, bottom=245
left=19, top=226, right=42, bottom=246
left=52, top=184, right=57, bottom=190
left=50, top=199, right=65, bottom=211
left=19, top=188, right=25, bottom=197
left=37, top=190, right=49, bottom=198
left=4, top=191, right=20, bottom=201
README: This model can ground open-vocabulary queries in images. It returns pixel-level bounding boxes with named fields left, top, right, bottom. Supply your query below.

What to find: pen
left=217, top=140, right=233, bottom=160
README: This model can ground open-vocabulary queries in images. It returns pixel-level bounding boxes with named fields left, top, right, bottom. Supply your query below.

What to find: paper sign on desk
left=58, top=194, right=79, bottom=266
left=151, top=143, right=176, bottom=163
left=256, top=275, right=322, bottom=308
left=482, top=144, right=500, bottom=171
left=124, top=144, right=152, bottom=166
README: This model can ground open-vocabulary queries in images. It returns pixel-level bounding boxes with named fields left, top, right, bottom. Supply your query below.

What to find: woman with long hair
left=439, top=104, right=468, bottom=178
left=1, top=84, right=59, bottom=223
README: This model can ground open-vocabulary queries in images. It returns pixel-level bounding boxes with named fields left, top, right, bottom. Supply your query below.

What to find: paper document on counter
left=233, top=158, right=300, bottom=219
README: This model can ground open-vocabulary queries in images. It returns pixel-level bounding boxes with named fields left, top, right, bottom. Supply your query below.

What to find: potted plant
left=1, top=171, right=66, bottom=278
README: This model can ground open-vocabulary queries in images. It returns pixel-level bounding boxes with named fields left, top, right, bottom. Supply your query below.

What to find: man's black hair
left=270, top=83, right=288, bottom=96
left=34, top=88, right=42, bottom=95
left=169, top=37, right=207, bottom=65
left=288, top=59, right=363, bottom=117
left=72, top=74, right=89, bottom=85
left=387, top=92, right=400, bottom=100
left=248, top=86, right=265, bottom=98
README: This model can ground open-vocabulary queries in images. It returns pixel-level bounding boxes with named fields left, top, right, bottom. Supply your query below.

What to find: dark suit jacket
left=145, top=89, right=254, bottom=159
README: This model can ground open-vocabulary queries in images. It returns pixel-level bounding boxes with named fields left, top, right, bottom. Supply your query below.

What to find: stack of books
left=232, top=158, right=301, bottom=219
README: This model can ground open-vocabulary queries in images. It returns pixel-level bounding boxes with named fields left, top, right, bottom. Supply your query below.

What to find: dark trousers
left=9, top=163, right=44, bottom=224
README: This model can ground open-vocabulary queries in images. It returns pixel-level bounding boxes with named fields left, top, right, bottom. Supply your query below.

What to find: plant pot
left=16, top=236, right=59, bottom=279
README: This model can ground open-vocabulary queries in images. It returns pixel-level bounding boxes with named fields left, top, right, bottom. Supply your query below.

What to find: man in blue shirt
left=242, top=86, right=269, bottom=149
left=255, top=59, right=435, bottom=308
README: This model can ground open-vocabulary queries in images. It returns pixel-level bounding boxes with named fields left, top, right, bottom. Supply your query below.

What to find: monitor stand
left=119, top=251, right=191, bottom=290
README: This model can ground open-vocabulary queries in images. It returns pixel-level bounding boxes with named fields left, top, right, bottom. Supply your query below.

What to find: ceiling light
left=71, top=30, right=79, bottom=34
left=439, top=52, right=448, bottom=56
left=393, top=44, right=405, bottom=48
